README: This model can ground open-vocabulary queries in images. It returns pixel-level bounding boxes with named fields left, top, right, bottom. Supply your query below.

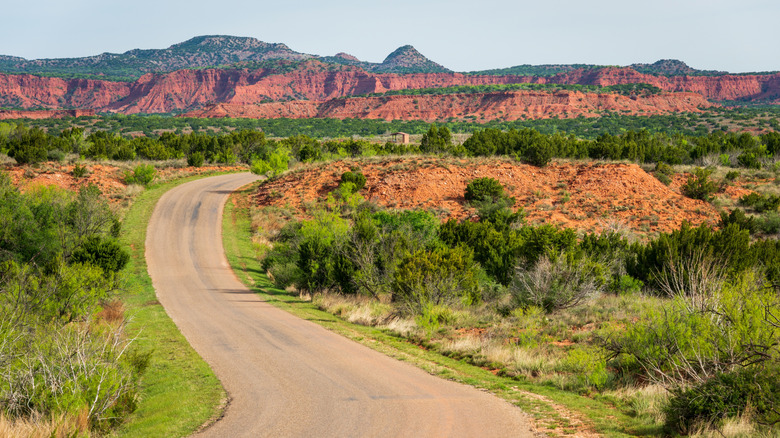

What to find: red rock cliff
left=182, top=90, right=715, bottom=122
left=0, top=61, right=777, bottom=115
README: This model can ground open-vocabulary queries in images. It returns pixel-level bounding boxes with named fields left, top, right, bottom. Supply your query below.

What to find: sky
left=1, top=0, right=778, bottom=73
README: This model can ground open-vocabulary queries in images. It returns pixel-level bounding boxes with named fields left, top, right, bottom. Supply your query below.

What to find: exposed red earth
left=254, top=158, right=731, bottom=235
left=181, top=89, right=715, bottom=121
left=0, top=61, right=777, bottom=118
left=0, top=109, right=95, bottom=120
left=5, top=163, right=246, bottom=201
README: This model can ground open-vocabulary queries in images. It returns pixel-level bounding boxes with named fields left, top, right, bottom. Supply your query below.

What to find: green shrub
left=759, top=211, right=780, bottom=234
left=250, top=158, right=272, bottom=175
left=520, top=141, right=553, bottom=167
left=611, top=274, right=644, bottom=295
left=665, top=367, right=780, bottom=434
left=71, top=236, right=129, bottom=274
left=0, top=322, right=142, bottom=431
left=724, top=170, right=740, bottom=181
left=47, top=149, right=66, bottom=162
left=681, top=167, right=718, bottom=202
left=739, top=192, right=780, bottom=213
left=653, top=162, right=674, bottom=185
left=464, top=177, right=505, bottom=202
left=719, top=209, right=757, bottom=234
left=123, top=164, right=156, bottom=186
left=340, top=170, right=367, bottom=193
left=627, top=222, right=753, bottom=291
left=187, top=151, right=205, bottom=167
left=419, top=124, right=452, bottom=153
left=72, top=163, right=88, bottom=178
left=602, top=274, right=780, bottom=397
left=392, top=245, right=481, bottom=314
left=736, top=149, right=764, bottom=169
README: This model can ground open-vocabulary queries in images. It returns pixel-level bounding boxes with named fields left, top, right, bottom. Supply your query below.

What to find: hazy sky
left=2, top=0, right=777, bottom=73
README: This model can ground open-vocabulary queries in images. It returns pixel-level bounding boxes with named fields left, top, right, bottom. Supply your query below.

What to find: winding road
left=146, top=173, right=533, bottom=437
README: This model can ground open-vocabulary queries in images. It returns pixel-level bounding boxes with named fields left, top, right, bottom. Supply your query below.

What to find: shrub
left=724, top=170, right=740, bottom=181
left=759, top=211, right=780, bottom=234
left=340, top=170, right=367, bottom=193
left=739, top=192, right=780, bottom=213
left=681, top=167, right=719, bottom=202
left=736, top=149, right=764, bottom=169
left=7, top=128, right=49, bottom=164
left=392, top=245, right=481, bottom=314
left=611, top=274, right=644, bottom=295
left=653, top=162, right=675, bottom=186
left=719, top=209, right=757, bottom=234
left=602, top=273, right=780, bottom=394
left=71, top=236, right=129, bottom=274
left=511, top=253, right=603, bottom=313
left=123, top=164, right=156, bottom=186
left=47, top=149, right=66, bottom=162
left=628, top=222, right=752, bottom=292
left=0, top=322, right=142, bottom=431
left=419, top=124, right=452, bottom=153
left=464, top=177, right=505, bottom=202
left=187, top=151, right=205, bottom=167
left=250, top=158, right=272, bottom=175
left=665, top=367, right=780, bottom=434
left=520, top=140, right=553, bottom=167
left=72, top=163, right=88, bottom=178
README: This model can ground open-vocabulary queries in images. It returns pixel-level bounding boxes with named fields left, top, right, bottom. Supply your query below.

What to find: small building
left=391, top=132, right=410, bottom=144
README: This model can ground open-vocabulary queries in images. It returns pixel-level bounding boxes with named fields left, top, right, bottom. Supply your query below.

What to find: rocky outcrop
left=550, top=67, right=780, bottom=102
left=0, top=108, right=95, bottom=120
left=0, top=61, right=776, bottom=118
left=0, top=74, right=129, bottom=109
left=182, top=90, right=715, bottom=121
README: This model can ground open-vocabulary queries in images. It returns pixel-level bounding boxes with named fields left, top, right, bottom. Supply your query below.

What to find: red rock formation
left=0, top=61, right=776, bottom=117
left=182, top=90, right=715, bottom=122
left=0, top=108, right=96, bottom=120
left=0, top=74, right=129, bottom=109
left=550, top=67, right=780, bottom=102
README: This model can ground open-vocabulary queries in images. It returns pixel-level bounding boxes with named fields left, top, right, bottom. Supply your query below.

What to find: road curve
left=146, top=173, right=533, bottom=437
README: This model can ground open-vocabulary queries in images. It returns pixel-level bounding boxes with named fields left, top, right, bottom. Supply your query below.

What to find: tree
left=420, top=124, right=452, bottom=153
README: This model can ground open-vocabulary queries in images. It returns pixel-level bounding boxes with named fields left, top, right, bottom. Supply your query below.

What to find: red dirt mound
left=254, top=157, right=721, bottom=235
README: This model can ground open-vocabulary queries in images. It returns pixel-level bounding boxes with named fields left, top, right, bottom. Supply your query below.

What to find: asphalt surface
left=145, top=173, right=533, bottom=437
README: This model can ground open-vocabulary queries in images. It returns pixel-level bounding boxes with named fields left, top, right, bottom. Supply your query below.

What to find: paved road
left=146, top=173, right=533, bottom=437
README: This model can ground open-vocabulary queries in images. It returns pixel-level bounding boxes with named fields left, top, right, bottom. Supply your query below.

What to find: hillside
left=1, top=60, right=776, bottom=116
left=181, top=89, right=715, bottom=122
left=0, top=36, right=450, bottom=79
left=253, top=157, right=724, bottom=235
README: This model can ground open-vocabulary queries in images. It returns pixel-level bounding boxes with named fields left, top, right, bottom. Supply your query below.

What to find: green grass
left=222, top=184, right=664, bottom=437
left=113, top=173, right=235, bottom=437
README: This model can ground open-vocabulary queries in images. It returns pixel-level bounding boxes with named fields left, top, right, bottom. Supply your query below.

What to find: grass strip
left=222, top=183, right=663, bottom=438
left=113, top=172, right=235, bottom=438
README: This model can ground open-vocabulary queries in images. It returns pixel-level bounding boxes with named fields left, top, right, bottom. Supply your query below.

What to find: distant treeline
left=4, top=106, right=779, bottom=140
left=2, top=119, right=780, bottom=172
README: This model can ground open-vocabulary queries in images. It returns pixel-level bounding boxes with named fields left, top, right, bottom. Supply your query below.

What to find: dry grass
left=95, top=300, right=125, bottom=325
left=605, top=384, right=669, bottom=425
left=315, top=293, right=394, bottom=327
left=0, top=411, right=90, bottom=438
left=123, top=184, right=145, bottom=198
left=689, top=413, right=767, bottom=438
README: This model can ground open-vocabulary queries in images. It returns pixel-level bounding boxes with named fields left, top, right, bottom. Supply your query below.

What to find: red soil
left=254, top=157, right=724, bottom=236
